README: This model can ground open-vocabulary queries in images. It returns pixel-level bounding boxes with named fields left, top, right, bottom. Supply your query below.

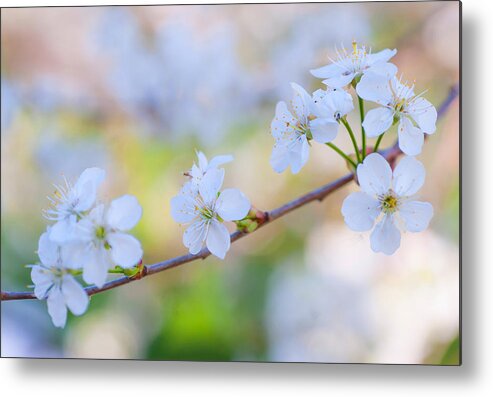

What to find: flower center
left=95, top=225, right=106, bottom=240
left=198, top=205, right=215, bottom=220
left=379, top=191, right=400, bottom=214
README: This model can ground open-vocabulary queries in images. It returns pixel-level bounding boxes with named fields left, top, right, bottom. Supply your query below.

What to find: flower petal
left=288, top=135, right=309, bottom=174
left=208, top=154, right=234, bottom=170
left=106, top=195, right=142, bottom=231
left=408, top=97, right=437, bottom=134
left=47, top=287, right=67, bottom=328
left=398, top=117, right=424, bottom=156
left=82, top=247, right=111, bottom=288
left=199, top=168, right=224, bottom=205
left=356, top=72, right=393, bottom=106
left=357, top=153, right=392, bottom=196
left=392, top=156, right=426, bottom=196
left=370, top=215, right=401, bottom=255
left=324, top=89, right=354, bottom=116
left=270, top=142, right=290, bottom=174
left=38, top=230, right=59, bottom=266
left=48, top=216, right=77, bottom=244
left=216, top=188, right=250, bottom=222
left=310, top=62, right=346, bottom=79
left=170, top=194, right=198, bottom=223
left=362, top=106, right=394, bottom=138
left=367, top=48, right=397, bottom=64
left=271, top=101, right=297, bottom=139
left=322, top=72, right=355, bottom=89
left=309, top=118, right=338, bottom=143
left=398, top=201, right=433, bottom=232
left=367, top=62, right=398, bottom=78
left=206, top=220, right=230, bottom=259
left=73, top=167, right=105, bottom=212
left=61, top=275, right=89, bottom=316
left=341, top=192, right=380, bottom=232
left=290, top=82, right=313, bottom=121
left=183, top=220, right=207, bottom=255
left=107, top=232, right=143, bottom=268
left=31, top=266, right=54, bottom=300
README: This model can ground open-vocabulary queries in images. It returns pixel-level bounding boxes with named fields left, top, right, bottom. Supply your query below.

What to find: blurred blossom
left=1, top=78, right=20, bottom=134
left=96, top=8, right=258, bottom=143
left=271, top=222, right=459, bottom=364
left=267, top=5, right=370, bottom=98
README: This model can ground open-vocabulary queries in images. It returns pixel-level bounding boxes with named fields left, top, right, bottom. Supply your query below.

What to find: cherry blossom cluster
left=171, top=152, right=251, bottom=259
left=270, top=41, right=436, bottom=255
left=31, top=168, right=143, bottom=327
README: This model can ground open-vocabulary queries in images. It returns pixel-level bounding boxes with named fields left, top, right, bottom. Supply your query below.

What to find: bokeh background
left=1, top=2, right=459, bottom=364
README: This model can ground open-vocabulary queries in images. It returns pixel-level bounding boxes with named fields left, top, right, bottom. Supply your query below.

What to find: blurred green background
left=1, top=2, right=459, bottom=364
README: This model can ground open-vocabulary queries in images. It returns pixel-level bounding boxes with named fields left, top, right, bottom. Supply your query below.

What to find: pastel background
left=1, top=1, right=459, bottom=364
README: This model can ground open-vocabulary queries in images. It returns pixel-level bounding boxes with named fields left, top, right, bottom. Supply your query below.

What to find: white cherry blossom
left=44, top=167, right=105, bottom=243
left=171, top=168, right=250, bottom=259
left=270, top=83, right=353, bottom=174
left=311, top=41, right=397, bottom=88
left=67, top=195, right=143, bottom=288
left=30, top=230, right=89, bottom=328
left=341, top=153, right=433, bottom=255
left=356, top=73, right=437, bottom=155
left=187, top=151, right=233, bottom=189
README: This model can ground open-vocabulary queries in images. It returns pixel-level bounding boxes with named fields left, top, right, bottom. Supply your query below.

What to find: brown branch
left=0, top=84, right=459, bottom=302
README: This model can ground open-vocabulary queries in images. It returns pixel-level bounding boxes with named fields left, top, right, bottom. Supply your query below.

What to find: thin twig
left=0, top=84, right=459, bottom=302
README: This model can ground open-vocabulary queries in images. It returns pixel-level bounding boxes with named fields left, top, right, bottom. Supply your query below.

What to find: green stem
left=340, top=118, right=361, bottom=163
left=373, top=133, right=385, bottom=153
left=325, top=142, right=357, bottom=169
left=358, top=96, right=366, bottom=160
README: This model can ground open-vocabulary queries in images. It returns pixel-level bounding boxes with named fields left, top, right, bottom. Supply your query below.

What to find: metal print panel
left=0, top=1, right=461, bottom=364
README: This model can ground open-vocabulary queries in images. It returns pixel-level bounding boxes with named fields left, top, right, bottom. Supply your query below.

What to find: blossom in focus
left=67, top=195, right=143, bottom=287
left=356, top=73, right=437, bottom=155
left=270, top=83, right=352, bottom=174
left=187, top=151, right=234, bottom=189
left=171, top=168, right=250, bottom=259
left=30, top=230, right=89, bottom=328
left=310, top=41, right=397, bottom=88
left=341, top=153, right=433, bottom=255
left=44, top=167, right=105, bottom=243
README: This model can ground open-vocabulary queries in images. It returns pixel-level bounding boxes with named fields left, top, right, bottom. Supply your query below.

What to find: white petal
left=48, top=217, right=77, bottom=244
left=183, top=220, right=207, bottom=255
left=341, top=192, right=380, bottom=232
left=206, top=220, right=230, bottom=260
left=199, top=168, right=224, bottom=205
left=399, top=201, right=433, bottom=232
left=392, top=156, right=426, bottom=196
left=82, top=247, right=111, bottom=288
left=37, top=230, right=59, bottom=266
left=47, top=287, right=67, bottom=328
left=87, top=204, right=105, bottom=224
left=208, top=154, right=234, bottom=170
left=31, top=266, right=54, bottom=299
left=357, top=153, right=392, bottom=196
left=408, top=97, right=437, bottom=134
left=107, top=232, right=143, bottom=268
left=170, top=194, right=198, bottom=223
left=366, top=62, right=398, bottom=78
left=322, top=72, right=355, bottom=89
left=309, top=118, right=338, bottom=143
left=324, top=89, right=354, bottom=116
left=356, top=73, right=393, bottom=105
left=73, top=167, right=105, bottom=212
left=290, top=82, right=313, bottom=121
left=362, top=107, right=394, bottom=138
left=216, top=188, right=250, bottom=222
left=196, top=151, right=208, bottom=171
left=270, top=142, right=290, bottom=174
left=61, top=275, right=89, bottom=316
left=398, top=117, right=424, bottom=156
left=289, top=135, right=309, bottom=174
left=367, top=48, right=397, bottom=64
left=310, top=63, right=346, bottom=79
left=106, top=195, right=142, bottom=231
left=370, top=215, right=401, bottom=255
left=271, top=101, right=297, bottom=139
